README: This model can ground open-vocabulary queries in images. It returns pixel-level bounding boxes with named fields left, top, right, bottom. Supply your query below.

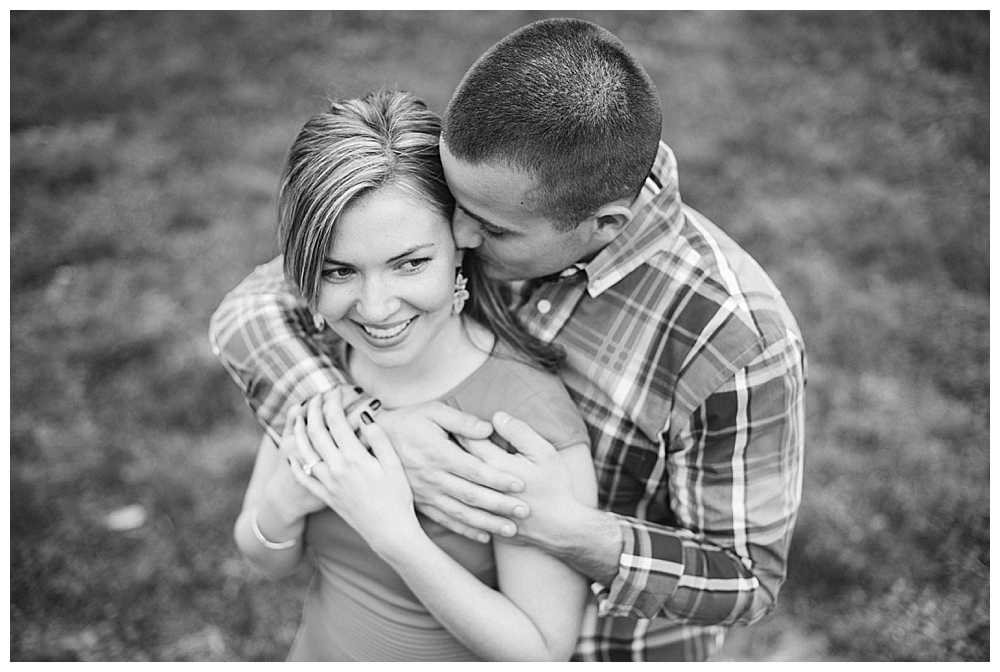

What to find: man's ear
left=590, top=203, right=633, bottom=242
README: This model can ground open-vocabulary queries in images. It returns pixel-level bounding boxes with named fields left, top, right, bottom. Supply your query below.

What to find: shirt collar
left=581, top=141, right=685, bottom=297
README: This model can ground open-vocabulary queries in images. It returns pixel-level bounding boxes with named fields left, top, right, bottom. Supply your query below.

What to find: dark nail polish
left=354, top=386, right=364, bottom=393
left=369, top=399, right=381, bottom=411
left=360, top=411, right=373, bottom=425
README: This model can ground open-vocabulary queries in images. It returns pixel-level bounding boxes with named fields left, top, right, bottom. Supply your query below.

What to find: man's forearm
left=209, top=257, right=348, bottom=439
left=574, top=338, right=806, bottom=624
left=524, top=499, right=775, bottom=625
left=596, top=512, right=784, bottom=625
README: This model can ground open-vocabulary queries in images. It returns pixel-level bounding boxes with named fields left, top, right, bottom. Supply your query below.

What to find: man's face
left=440, top=141, right=599, bottom=281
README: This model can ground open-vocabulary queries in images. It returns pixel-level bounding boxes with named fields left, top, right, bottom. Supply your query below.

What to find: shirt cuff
left=590, top=512, right=685, bottom=620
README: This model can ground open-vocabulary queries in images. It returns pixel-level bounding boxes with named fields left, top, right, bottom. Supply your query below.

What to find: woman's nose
left=452, top=211, right=484, bottom=250
left=355, top=278, right=401, bottom=322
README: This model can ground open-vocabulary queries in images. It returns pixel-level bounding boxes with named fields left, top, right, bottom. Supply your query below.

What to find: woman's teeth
left=361, top=318, right=414, bottom=339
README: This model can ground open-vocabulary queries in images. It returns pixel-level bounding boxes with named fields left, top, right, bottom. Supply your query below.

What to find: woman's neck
left=348, top=316, right=495, bottom=408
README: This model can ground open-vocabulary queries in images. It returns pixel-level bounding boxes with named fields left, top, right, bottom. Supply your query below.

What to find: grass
left=9, top=10, right=989, bottom=661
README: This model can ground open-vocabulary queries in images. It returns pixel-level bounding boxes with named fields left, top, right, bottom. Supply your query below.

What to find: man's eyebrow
left=456, top=203, right=511, bottom=232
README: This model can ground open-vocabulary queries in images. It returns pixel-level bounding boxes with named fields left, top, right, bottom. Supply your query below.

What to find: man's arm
left=209, top=257, right=349, bottom=442
left=483, top=333, right=806, bottom=626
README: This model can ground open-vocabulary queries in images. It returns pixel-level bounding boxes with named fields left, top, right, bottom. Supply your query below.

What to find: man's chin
left=476, top=258, right=520, bottom=282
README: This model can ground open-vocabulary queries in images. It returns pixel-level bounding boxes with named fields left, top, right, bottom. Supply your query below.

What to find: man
left=211, top=18, right=805, bottom=661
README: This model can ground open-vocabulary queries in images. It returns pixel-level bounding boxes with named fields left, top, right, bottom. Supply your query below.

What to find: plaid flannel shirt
left=209, top=141, right=806, bottom=661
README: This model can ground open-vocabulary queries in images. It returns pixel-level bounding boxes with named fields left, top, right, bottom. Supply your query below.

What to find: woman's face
left=316, top=183, right=460, bottom=371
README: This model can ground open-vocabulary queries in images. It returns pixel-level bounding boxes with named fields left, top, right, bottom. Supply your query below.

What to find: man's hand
left=465, top=411, right=618, bottom=584
left=463, top=411, right=583, bottom=547
left=376, top=402, right=531, bottom=543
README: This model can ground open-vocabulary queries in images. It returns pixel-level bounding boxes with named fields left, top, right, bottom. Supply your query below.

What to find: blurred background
left=9, top=10, right=989, bottom=661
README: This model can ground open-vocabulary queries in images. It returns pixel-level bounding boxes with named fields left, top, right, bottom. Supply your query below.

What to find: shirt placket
left=513, top=271, right=588, bottom=343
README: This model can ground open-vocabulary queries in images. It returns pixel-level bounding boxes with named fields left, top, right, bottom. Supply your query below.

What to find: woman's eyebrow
left=325, top=243, right=435, bottom=266
left=387, top=243, right=434, bottom=263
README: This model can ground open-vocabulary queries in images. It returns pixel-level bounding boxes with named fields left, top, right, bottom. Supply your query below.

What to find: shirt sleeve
left=592, top=331, right=806, bottom=625
left=208, top=256, right=350, bottom=443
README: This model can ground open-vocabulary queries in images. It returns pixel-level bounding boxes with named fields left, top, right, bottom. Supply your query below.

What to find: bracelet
left=250, top=508, right=297, bottom=550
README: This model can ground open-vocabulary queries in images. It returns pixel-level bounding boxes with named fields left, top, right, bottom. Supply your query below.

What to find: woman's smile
left=355, top=316, right=417, bottom=343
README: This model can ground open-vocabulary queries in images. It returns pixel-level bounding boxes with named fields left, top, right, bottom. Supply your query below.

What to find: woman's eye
left=322, top=267, right=354, bottom=282
left=399, top=258, right=431, bottom=272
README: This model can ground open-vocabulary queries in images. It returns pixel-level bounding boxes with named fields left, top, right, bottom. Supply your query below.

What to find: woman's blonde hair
left=279, top=89, right=564, bottom=373
left=279, top=90, right=453, bottom=306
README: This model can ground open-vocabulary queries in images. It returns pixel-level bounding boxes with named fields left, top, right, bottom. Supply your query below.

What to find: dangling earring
left=452, top=268, right=470, bottom=315
left=312, top=312, right=326, bottom=331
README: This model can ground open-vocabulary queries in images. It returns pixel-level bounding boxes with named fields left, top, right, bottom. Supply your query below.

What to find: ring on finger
left=302, top=458, right=323, bottom=478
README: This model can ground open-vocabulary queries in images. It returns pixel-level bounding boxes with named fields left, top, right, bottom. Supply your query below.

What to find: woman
left=231, top=90, right=597, bottom=661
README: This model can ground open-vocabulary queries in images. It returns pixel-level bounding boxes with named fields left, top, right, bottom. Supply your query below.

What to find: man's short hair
left=443, top=18, right=662, bottom=230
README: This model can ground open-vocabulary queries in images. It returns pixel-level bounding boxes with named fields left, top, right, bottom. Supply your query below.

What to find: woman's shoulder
left=461, top=338, right=559, bottom=397
left=448, top=340, right=589, bottom=451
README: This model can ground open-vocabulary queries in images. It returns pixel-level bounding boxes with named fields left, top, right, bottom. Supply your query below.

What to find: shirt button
left=537, top=299, right=552, bottom=314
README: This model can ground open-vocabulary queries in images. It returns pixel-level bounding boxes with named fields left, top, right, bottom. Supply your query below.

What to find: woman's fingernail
left=369, top=399, right=381, bottom=411
left=353, top=386, right=364, bottom=393
left=500, top=524, right=516, bottom=538
left=360, top=411, right=373, bottom=425
left=512, top=506, right=528, bottom=519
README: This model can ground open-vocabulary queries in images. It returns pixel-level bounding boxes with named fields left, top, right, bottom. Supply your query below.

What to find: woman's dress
left=286, top=341, right=590, bottom=661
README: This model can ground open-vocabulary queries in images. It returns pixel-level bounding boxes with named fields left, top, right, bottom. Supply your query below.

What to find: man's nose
left=452, top=211, right=484, bottom=249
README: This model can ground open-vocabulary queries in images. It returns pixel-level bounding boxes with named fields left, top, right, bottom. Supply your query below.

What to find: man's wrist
left=531, top=500, right=624, bottom=585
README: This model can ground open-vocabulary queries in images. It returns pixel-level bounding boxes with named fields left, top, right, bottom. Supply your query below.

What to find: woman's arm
left=234, top=407, right=327, bottom=579
left=384, top=442, right=597, bottom=661
left=292, top=391, right=597, bottom=660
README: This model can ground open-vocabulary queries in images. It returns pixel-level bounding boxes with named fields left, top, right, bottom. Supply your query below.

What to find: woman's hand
left=259, top=402, right=329, bottom=521
left=289, top=389, right=423, bottom=555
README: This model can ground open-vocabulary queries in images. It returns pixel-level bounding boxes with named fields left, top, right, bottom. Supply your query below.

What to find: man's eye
left=480, top=225, right=507, bottom=239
